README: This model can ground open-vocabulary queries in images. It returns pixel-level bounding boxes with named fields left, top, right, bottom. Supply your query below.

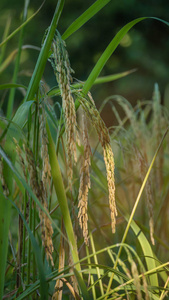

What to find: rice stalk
left=49, top=31, right=77, bottom=187
left=14, top=139, right=54, bottom=266
left=77, top=91, right=117, bottom=234
left=78, top=111, right=91, bottom=245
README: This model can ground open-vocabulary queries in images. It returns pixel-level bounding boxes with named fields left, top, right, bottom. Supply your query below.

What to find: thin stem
left=7, top=0, right=29, bottom=119
left=90, top=233, right=104, bottom=297
left=46, top=121, right=81, bottom=274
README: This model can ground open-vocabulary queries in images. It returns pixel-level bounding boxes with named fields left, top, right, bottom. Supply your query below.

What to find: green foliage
left=0, top=1, right=169, bottom=299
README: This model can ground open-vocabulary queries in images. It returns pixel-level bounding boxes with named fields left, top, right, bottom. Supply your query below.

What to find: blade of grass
left=0, top=1, right=45, bottom=48
left=62, top=0, right=112, bottom=40
left=90, top=233, right=104, bottom=297
left=80, top=17, right=169, bottom=96
left=24, top=0, right=64, bottom=102
left=7, top=196, right=48, bottom=299
left=47, top=69, right=136, bottom=97
left=0, top=163, right=12, bottom=299
left=0, top=83, right=27, bottom=90
left=0, top=46, right=40, bottom=75
left=12, top=101, right=34, bottom=129
left=0, top=15, right=11, bottom=64
left=121, top=213, right=159, bottom=286
left=106, top=126, right=169, bottom=296
left=46, top=121, right=81, bottom=273
left=86, top=246, right=97, bottom=299
left=7, top=0, right=29, bottom=119
left=159, top=276, right=169, bottom=300
left=99, top=262, right=169, bottom=300
left=73, top=268, right=90, bottom=300
left=81, top=18, right=142, bottom=94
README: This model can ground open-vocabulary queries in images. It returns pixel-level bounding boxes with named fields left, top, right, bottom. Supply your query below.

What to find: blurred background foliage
left=0, top=0, right=169, bottom=126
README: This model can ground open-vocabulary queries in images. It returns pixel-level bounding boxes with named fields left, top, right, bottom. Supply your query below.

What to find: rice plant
left=0, top=0, right=169, bottom=299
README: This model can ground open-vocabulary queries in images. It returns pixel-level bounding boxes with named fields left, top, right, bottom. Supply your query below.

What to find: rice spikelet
left=131, top=261, right=142, bottom=300
left=77, top=91, right=117, bottom=233
left=103, top=143, right=117, bottom=233
left=13, top=138, right=27, bottom=182
left=49, top=31, right=77, bottom=186
left=39, top=181, right=54, bottom=266
left=142, top=273, right=150, bottom=300
left=78, top=112, right=91, bottom=245
left=40, top=106, right=51, bottom=190
left=23, top=143, right=54, bottom=266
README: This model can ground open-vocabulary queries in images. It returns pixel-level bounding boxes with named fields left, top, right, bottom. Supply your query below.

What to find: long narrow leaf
left=0, top=16, right=11, bottom=64
left=8, top=197, right=48, bottom=299
left=73, top=268, right=90, bottom=300
left=0, top=167, right=12, bottom=299
left=47, top=69, right=136, bottom=97
left=62, top=0, right=112, bottom=40
left=24, top=0, right=64, bottom=102
left=0, top=83, right=27, bottom=90
left=46, top=121, right=81, bottom=273
left=7, top=0, right=29, bottom=119
left=82, top=17, right=169, bottom=95
left=0, top=1, right=45, bottom=48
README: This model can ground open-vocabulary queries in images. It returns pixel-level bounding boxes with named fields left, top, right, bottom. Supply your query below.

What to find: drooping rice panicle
left=77, top=91, right=117, bottom=234
left=78, top=112, right=91, bottom=245
left=131, top=261, right=142, bottom=300
left=49, top=31, right=77, bottom=186
left=15, top=139, right=54, bottom=266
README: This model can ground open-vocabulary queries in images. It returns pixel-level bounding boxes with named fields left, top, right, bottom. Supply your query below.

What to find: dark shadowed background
left=0, top=0, right=168, bottom=126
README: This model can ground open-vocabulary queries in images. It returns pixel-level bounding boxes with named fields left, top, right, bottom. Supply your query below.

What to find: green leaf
left=62, top=0, right=112, bottom=40
left=47, top=69, right=136, bottom=97
left=82, top=17, right=169, bottom=95
left=46, top=121, right=81, bottom=273
left=12, top=101, right=34, bottom=128
left=129, top=218, right=158, bottom=287
left=73, top=268, right=90, bottom=300
left=0, top=83, right=27, bottom=90
left=0, top=178, right=12, bottom=299
left=0, top=16, right=11, bottom=64
left=24, top=0, right=64, bottom=102
left=0, top=2, right=45, bottom=48
left=8, top=197, right=48, bottom=299
left=6, top=101, right=35, bottom=142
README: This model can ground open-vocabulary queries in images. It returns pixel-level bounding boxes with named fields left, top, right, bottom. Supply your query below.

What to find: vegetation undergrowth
left=0, top=0, right=169, bottom=299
